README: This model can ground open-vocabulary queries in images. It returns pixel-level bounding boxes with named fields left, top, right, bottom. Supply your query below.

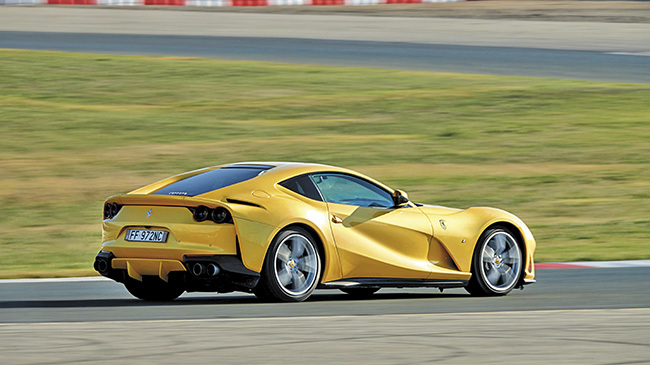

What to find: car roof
left=129, top=162, right=394, bottom=196
left=222, top=161, right=358, bottom=178
left=227, top=162, right=394, bottom=192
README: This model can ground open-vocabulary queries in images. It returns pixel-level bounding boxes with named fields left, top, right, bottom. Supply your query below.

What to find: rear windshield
left=153, top=166, right=271, bottom=197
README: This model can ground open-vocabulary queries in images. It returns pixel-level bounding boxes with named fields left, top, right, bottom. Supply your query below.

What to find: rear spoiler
left=106, top=194, right=228, bottom=209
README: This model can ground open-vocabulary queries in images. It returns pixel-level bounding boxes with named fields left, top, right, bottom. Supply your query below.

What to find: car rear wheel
left=466, top=228, right=523, bottom=296
left=254, top=227, right=321, bottom=302
left=124, top=277, right=184, bottom=301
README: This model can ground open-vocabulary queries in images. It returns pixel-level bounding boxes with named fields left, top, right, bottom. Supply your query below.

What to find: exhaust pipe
left=206, top=263, right=220, bottom=277
left=191, top=263, right=204, bottom=276
left=95, top=259, right=109, bottom=274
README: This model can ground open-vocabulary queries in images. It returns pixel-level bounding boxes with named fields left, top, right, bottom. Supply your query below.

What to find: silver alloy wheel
left=272, top=233, right=320, bottom=297
left=479, top=231, right=522, bottom=292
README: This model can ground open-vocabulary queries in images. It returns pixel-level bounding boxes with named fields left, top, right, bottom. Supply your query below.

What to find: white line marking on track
left=606, top=51, right=650, bottom=57
left=0, top=276, right=111, bottom=284
left=538, top=260, right=650, bottom=269
left=1, top=307, right=648, bottom=327
left=570, top=260, right=650, bottom=268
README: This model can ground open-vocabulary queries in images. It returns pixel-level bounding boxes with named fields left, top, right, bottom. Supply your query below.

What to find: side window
left=311, top=173, right=394, bottom=208
left=279, top=175, right=323, bottom=201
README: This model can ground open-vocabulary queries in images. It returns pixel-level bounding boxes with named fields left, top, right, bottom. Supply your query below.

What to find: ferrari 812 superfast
left=94, top=162, right=536, bottom=302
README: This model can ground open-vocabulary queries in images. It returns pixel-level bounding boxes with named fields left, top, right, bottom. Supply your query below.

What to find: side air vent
left=225, top=199, right=263, bottom=208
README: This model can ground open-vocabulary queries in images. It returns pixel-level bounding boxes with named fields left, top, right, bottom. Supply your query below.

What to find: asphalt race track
left=1, top=7, right=649, bottom=83
left=1, top=267, right=650, bottom=363
left=2, top=268, right=650, bottom=323
left=2, top=31, right=649, bottom=84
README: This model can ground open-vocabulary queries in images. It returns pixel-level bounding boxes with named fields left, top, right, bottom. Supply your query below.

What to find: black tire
left=465, top=228, right=523, bottom=296
left=340, top=287, right=380, bottom=298
left=254, top=227, right=322, bottom=302
left=124, top=277, right=184, bottom=301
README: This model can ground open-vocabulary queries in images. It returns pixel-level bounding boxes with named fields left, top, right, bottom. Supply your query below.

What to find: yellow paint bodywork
left=100, top=162, right=536, bottom=285
left=417, top=205, right=536, bottom=282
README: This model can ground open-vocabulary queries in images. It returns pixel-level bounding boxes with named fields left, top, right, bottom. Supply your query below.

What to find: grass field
left=1, top=49, right=649, bottom=278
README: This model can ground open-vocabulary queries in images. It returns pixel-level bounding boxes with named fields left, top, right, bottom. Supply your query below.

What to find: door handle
left=331, top=215, right=343, bottom=224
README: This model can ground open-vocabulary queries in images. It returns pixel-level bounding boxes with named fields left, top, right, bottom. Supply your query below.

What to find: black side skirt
left=318, top=278, right=468, bottom=290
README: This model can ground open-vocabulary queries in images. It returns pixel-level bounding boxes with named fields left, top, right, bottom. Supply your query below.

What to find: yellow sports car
left=95, top=162, right=536, bottom=302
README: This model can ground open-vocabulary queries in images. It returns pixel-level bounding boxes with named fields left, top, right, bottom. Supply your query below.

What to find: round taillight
left=111, top=203, right=119, bottom=218
left=194, top=205, right=209, bottom=222
left=211, top=207, right=230, bottom=223
left=104, top=203, right=112, bottom=219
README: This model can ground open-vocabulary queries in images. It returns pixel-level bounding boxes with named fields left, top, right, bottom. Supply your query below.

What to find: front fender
left=428, top=207, right=536, bottom=273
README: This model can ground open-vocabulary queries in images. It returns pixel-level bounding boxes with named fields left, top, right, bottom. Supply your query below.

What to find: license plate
left=125, top=229, right=169, bottom=243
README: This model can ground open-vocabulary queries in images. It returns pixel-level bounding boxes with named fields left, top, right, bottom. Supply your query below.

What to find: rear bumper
left=94, top=250, right=260, bottom=292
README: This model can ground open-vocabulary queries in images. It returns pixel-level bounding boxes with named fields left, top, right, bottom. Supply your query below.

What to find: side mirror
left=392, top=189, right=409, bottom=207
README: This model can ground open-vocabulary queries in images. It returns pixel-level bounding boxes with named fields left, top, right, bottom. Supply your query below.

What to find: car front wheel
left=466, top=228, right=523, bottom=296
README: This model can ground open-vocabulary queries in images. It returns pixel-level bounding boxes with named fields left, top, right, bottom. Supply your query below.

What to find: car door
left=311, top=173, right=433, bottom=279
